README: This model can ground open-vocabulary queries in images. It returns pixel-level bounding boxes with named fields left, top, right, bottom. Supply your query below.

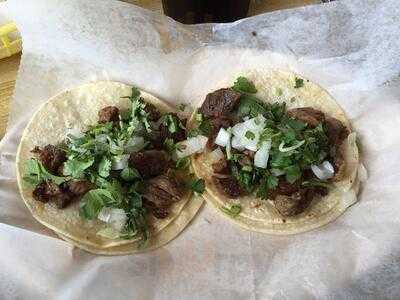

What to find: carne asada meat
left=33, top=181, right=75, bottom=208
left=129, top=150, right=170, bottom=178
left=159, top=113, right=186, bottom=142
left=33, top=181, right=61, bottom=203
left=330, top=151, right=346, bottom=181
left=212, top=176, right=242, bottom=198
left=287, top=107, right=325, bottom=128
left=67, top=180, right=93, bottom=196
left=274, top=186, right=328, bottom=217
left=32, top=144, right=67, bottom=175
left=98, top=106, right=120, bottom=124
left=212, top=157, right=230, bottom=174
left=324, top=117, right=349, bottom=146
left=143, top=174, right=182, bottom=219
left=200, top=88, right=241, bottom=118
left=144, top=103, right=161, bottom=121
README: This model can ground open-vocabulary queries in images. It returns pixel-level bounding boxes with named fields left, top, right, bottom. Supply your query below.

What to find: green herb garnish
left=294, top=77, right=304, bottom=88
left=221, top=204, right=242, bottom=218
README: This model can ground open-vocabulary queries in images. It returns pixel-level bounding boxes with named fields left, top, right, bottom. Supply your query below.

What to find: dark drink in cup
left=162, top=0, right=250, bottom=24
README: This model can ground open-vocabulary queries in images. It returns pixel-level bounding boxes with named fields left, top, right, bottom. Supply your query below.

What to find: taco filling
left=22, top=87, right=205, bottom=242
left=189, top=76, right=351, bottom=217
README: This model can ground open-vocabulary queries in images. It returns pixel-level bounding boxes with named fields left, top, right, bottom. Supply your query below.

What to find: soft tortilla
left=16, top=81, right=202, bottom=250
left=190, top=70, right=360, bottom=234
left=55, top=195, right=204, bottom=255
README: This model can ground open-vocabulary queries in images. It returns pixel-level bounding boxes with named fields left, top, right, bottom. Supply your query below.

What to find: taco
left=189, top=70, right=361, bottom=234
left=16, top=81, right=205, bottom=253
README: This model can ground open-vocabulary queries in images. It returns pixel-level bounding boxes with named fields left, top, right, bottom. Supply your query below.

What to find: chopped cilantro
left=98, top=157, right=112, bottom=178
left=121, top=167, right=140, bottom=181
left=23, top=158, right=68, bottom=186
left=178, top=103, right=186, bottom=111
left=232, top=76, right=257, bottom=93
left=175, top=157, right=190, bottom=169
left=237, top=95, right=266, bottom=118
left=189, top=178, right=205, bottom=195
left=245, top=130, right=255, bottom=140
left=294, top=77, right=304, bottom=88
left=63, top=157, right=95, bottom=179
left=221, top=204, right=242, bottom=218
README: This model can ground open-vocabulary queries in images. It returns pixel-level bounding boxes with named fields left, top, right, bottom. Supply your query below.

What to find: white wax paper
left=1, top=0, right=400, bottom=298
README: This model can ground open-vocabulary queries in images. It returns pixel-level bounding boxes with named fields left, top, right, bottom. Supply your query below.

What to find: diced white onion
left=254, top=140, right=272, bottom=168
left=357, top=163, right=368, bottom=182
left=209, top=148, right=224, bottom=164
left=231, top=136, right=245, bottom=151
left=111, top=154, right=130, bottom=170
left=279, top=140, right=305, bottom=152
left=215, top=128, right=231, bottom=147
left=124, top=136, right=145, bottom=153
left=311, top=160, right=335, bottom=180
left=176, top=135, right=208, bottom=159
left=231, top=115, right=266, bottom=151
left=98, top=207, right=127, bottom=232
left=66, top=127, right=84, bottom=139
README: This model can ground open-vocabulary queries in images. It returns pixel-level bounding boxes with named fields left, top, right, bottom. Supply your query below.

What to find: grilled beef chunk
left=143, top=174, right=182, bottom=219
left=212, top=157, right=230, bottom=174
left=32, top=145, right=67, bottom=175
left=287, top=107, right=325, bottom=128
left=274, top=186, right=328, bottom=217
left=159, top=113, right=186, bottom=142
left=208, top=116, right=232, bottom=148
left=267, top=179, right=301, bottom=200
left=54, top=193, right=74, bottom=209
left=144, top=103, right=161, bottom=121
left=147, top=130, right=164, bottom=149
left=33, top=181, right=75, bottom=208
left=33, top=181, right=61, bottom=203
left=331, top=151, right=346, bottom=181
left=212, top=176, right=242, bottom=198
left=200, top=88, right=241, bottom=118
left=324, top=117, right=349, bottom=146
left=98, top=106, right=119, bottom=124
left=129, top=150, right=170, bottom=178
left=68, top=180, right=93, bottom=196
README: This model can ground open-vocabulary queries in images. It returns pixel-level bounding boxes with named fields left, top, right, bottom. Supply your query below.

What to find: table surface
left=0, top=0, right=319, bottom=138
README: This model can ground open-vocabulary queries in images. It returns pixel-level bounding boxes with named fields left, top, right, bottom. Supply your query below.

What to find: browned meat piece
left=147, top=130, right=164, bottom=149
left=32, top=181, right=75, bottom=208
left=274, top=192, right=304, bottom=217
left=159, top=113, right=186, bottom=142
left=144, top=103, right=161, bottom=121
left=324, top=117, right=349, bottom=146
left=33, top=181, right=61, bottom=203
left=31, top=144, right=67, bottom=175
left=98, top=106, right=119, bottom=124
left=331, top=151, right=346, bottom=182
left=143, top=174, right=182, bottom=219
left=129, top=150, right=170, bottom=178
left=243, top=150, right=255, bottom=159
left=68, top=180, right=93, bottom=196
left=238, top=154, right=252, bottom=167
left=212, top=157, right=230, bottom=174
left=274, top=186, right=328, bottom=217
left=212, top=176, right=242, bottom=198
left=276, top=180, right=301, bottom=195
left=287, top=107, right=325, bottom=127
left=54, top=193, right=74, bottom=209
left=200, top=88, right=241, bottom=118
left=152, top=207, right=169, bottom=219
left=207, top=116, right=232, bottom=148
